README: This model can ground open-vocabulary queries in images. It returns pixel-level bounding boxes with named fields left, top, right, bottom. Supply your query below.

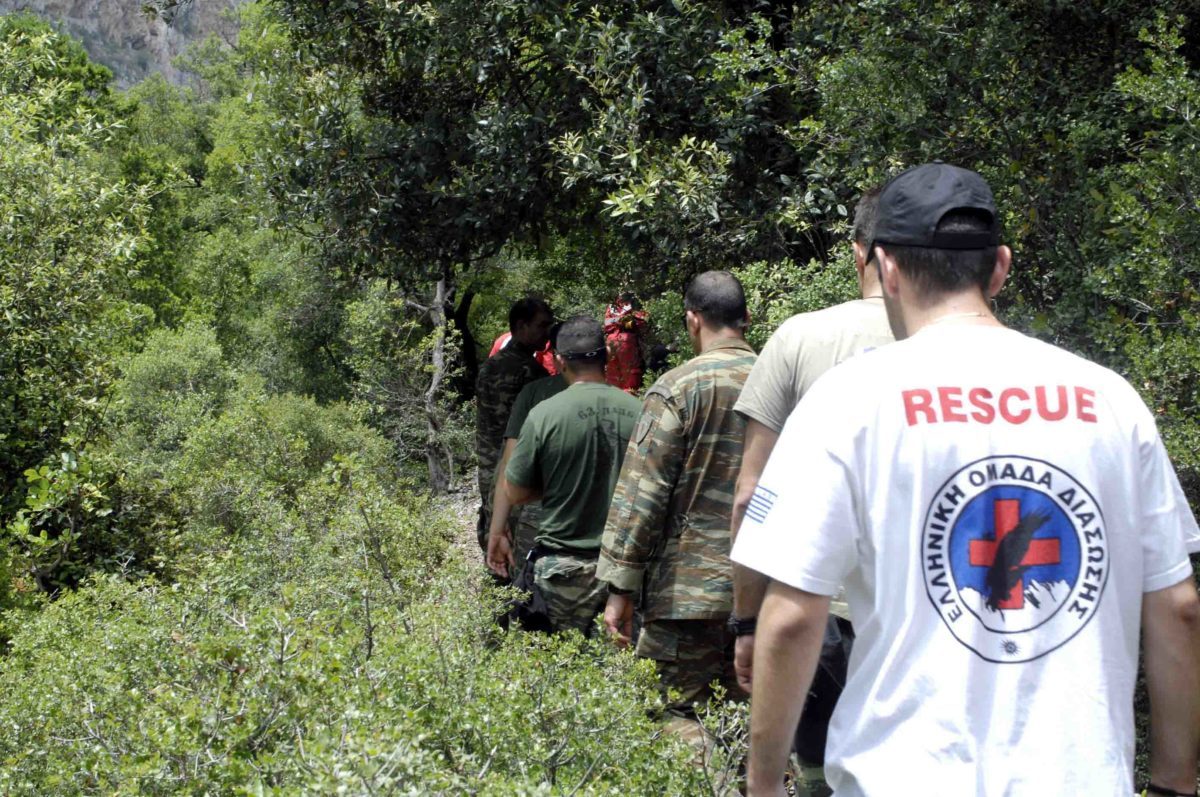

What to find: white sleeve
left=1138, top=425, right=1198, bottom=592
left=731, top=386, right=860, bottom=595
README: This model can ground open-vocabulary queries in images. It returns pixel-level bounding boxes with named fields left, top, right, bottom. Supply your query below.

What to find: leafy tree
left=0, top=14, right=114, bottom=128
left=779, top=1, right=1200, bottom=499
left=0, top=20, right=150, bottom=521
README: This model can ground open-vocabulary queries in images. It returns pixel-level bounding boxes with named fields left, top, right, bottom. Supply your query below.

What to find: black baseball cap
left=871, top=163, right=999, bottom=252
left=554, top=316, right=606, bottom=361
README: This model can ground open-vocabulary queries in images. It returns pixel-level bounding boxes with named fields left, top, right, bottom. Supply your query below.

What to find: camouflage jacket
left=475, top=341, right=549, bottom=501
left=597, top=337, right=756, bottom=621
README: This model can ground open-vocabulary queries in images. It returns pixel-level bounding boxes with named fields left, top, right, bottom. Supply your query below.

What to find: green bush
left=0, top=549, right=726, bottom=794
left=110, top=323, right=236, bottom=472
left=1, top=449, right=179, bottom=618
left=735, top=256, right=858, bottom=350
left=171, top=381, right=390, bottom=539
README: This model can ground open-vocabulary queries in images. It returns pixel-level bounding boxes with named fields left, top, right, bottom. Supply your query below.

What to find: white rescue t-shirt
left=732, top=324, right=1199, bottom=796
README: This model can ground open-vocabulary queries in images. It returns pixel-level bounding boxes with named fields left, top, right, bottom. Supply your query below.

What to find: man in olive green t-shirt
left=485, top=372, right=568, bottom=578
left=505, top=316, right=642, bottom=634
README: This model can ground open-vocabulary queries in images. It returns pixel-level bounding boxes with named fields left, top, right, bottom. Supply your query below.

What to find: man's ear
left=987, top=245, right=1012, bottom=298
left=877, top=247, right=901, bottom=297
left=852, top=240, right=868, bottom=269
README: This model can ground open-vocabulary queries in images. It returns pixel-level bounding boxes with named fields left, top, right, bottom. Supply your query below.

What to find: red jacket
left=603, top=302, right=648, bottom=393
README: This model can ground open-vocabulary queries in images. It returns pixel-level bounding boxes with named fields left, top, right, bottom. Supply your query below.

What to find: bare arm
left=732, top=419, right=781, bottom=616
left=746, top=581, right=830, bottom=796
left=1143, top=575, right=1200, bottom=792
left=731, top=420, right=781, bottom=692
left=505, top=478, right=542, bottom=506
left=485, top=438, right=519, bottom=577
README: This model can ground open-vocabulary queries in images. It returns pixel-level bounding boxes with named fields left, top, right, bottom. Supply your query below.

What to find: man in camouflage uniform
left=598, top=271, right=756, bottom=710
left=504, top=316, right=642, bottom=634
left=475, top=297, right=553, bottom=556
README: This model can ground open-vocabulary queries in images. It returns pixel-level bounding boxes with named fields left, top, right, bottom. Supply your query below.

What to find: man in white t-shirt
left=732, top=162, right=1200, bottom=796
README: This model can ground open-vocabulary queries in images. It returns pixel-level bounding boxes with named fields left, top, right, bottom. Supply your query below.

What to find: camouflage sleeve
left=597, top=387, right=685, bottom=593
left=475, top=359, right=501, bottom=462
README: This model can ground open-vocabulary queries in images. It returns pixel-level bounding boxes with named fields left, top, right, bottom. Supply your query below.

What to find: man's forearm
left=1144, top=577, right=1200, bottom=791
left=489, top=440, right=517, bottom=538
left=733, top=562, right=770, bottom=619
left=732, top=419, right=780, bottom=618
left=746, top=582, right=830, bottom=795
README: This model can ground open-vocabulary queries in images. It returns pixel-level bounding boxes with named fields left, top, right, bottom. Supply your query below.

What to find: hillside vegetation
left=0, top=1, right=1197, bottom=791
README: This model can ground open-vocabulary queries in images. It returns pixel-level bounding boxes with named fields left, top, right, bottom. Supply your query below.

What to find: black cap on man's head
left=872, top=163, right=999, bottom=251
left=554, top=315, right=606, bottom=361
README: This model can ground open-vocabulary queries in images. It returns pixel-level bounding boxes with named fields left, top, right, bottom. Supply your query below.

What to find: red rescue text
left=902, top=386, right=1098, bottom=426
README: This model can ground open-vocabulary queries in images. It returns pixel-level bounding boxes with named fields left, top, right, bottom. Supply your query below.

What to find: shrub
left=170, top=381, right=391, bottom=541
left=109, top=322, right=236, bottom=473
left=0, top=549, right=722, bottom=794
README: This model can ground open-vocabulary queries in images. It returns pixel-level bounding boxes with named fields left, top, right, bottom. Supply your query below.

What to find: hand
left=734, top=633, right=754, bottom=693
left=604, top=592, right=635, bottom=648
left=745, top=775, right=789, bottom=797
left=485, top=529, right=514, bottom=579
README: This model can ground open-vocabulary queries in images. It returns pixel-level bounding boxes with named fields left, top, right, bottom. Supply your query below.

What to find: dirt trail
left=440, top=478, right=482, bottom=560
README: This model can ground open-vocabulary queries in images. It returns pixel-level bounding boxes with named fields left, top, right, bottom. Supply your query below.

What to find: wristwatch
left=726, top=615, right=757, bottom=637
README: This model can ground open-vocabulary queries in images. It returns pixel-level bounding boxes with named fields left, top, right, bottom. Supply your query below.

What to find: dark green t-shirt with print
left=506, top=382, right=642, bottom=553
left=504, top=375, right=568, bottom=439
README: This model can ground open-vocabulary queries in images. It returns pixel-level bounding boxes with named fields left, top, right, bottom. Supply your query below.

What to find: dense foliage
left=1, top=1, right=1198, bottom=790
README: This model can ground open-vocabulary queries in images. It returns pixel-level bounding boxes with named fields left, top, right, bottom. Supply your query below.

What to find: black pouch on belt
left=510, top=544, right=554, bottom=633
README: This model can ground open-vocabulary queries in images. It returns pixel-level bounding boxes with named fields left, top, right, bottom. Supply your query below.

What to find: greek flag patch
left=745, top=486, right=777, bottom=524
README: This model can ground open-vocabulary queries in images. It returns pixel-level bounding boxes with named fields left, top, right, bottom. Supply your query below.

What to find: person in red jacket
left=603, top=292, right=648, bottom=393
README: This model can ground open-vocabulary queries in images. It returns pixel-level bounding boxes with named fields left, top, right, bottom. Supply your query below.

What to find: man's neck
left=694, top=326, right=745, bottom=354
left=860, top=269, right=883, bottom=300
left=564, top=367, right=606, bottom=386
left=509, top=336, right=537, bottom=354
left=904, top=293, right=1002, bottom=336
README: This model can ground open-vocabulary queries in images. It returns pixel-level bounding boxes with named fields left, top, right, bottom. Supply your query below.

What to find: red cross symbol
left=968, top=499, right=1062, bottom=609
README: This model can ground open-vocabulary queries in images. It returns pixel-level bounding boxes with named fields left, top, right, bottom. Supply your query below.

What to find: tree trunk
left=451, top=288, right=478, bottom=402
left=424, top=277, right=452, bottom=493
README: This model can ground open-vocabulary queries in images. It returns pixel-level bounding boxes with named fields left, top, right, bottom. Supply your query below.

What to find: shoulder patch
left=634, top=411, right=654, bottom=444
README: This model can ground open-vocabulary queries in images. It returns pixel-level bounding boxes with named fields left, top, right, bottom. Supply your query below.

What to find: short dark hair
left=684, top=270, right=747, bottom=329
left=852, top=185, right=882, bottom=245
left=509, top=297, right=552, bottom=333
left=882, top=209, right=997, bottom=295
left=554, top=315, right=606, bottom=364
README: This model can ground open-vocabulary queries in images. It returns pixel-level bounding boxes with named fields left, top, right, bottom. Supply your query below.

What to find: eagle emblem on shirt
left=921, top=455, right=1108, bottom=663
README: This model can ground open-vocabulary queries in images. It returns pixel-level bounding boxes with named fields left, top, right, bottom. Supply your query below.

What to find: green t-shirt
left=506, top=382, right=642, bottom=553
left=504, top=375, right=568, bottom=439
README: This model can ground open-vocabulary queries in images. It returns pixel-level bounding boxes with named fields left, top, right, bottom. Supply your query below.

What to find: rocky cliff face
left=0, top=0, right=244, bottom=86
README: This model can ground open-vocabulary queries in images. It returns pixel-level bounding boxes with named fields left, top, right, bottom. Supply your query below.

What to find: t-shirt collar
left=702, top=336, right=754, bottom=354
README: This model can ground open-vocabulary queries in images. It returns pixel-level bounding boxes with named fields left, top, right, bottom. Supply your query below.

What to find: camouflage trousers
left=476, top=471, right=541, bottom=565
left=533, top=553, right=606, bottom=635
left=511, top=504, right=541, bottom=570
left=636, top=618, right=740, bottom=711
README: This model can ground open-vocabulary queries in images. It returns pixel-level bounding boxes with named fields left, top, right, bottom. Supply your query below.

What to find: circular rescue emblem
left=921, top=455, right=1108, bottom=663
